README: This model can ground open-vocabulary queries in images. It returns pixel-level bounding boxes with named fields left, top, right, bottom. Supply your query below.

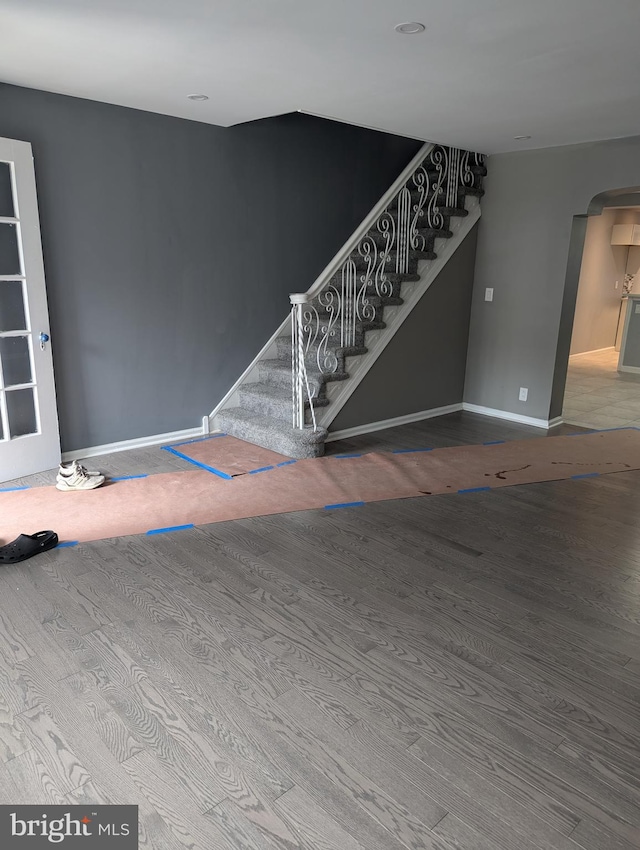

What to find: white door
left=0, top=137, right=60, bottom=483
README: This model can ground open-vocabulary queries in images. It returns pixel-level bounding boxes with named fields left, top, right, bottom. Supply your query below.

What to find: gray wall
left=464, top=134, right=640, bottom=422
left=330, top=226, right=478, bottom=432
left=569, top=209, right=627, bottom=355
left=0, top=83, right=421, bottom=451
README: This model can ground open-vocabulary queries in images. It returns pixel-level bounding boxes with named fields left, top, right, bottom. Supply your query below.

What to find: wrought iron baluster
left=290, top=144, right=484, bottom=429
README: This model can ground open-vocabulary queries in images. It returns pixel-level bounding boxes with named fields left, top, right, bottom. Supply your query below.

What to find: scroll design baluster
left=290, top=144, right=485, bottom=430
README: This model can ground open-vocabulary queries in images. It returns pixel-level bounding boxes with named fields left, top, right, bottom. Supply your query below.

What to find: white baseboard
left=569, top=346, right=615, bottom=359
left=326, top=403, right=463, bottom=442
left=65, top=404, right=564, bottom=462
left=326, top=402, right=561, bottom=442
left=62, top=425, right=212, bottom=462
left=462, top=403, right=555, bottom=429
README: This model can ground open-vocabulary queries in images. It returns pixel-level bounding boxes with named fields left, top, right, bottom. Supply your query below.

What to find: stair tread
left=240, top=381, right=330, bottom=406
left=262, top=358, right=323, bottom=375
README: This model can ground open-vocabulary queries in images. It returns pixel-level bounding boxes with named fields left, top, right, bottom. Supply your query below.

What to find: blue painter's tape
left=458, top=486, right=491, bottom=494
left=146, top=523, right=194, bottom=535
left=248, top=466, right=274, bottom=475
left=161, top=446, right=233, bottom=479
left=57, top=541, right=79, bottom=548
left=163, top=432, right=227, bottom=449
left=392, top=447, right=433, bottom=454
left=324, top=501, right=365, bottom=510
left=0, top=485, right=29, bottom=492
left=571, top=472, right=600, bottom=480
left=334, top=453, right=362, bottom=459
left=483, top=440, right=505, bottom=445
left=110, top=474, right=148, bottom=482
left=276, top=459, right=297, bottom=467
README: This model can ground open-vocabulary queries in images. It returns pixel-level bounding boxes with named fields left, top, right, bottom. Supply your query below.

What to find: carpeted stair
left=216, top=159, right=486, bottom=458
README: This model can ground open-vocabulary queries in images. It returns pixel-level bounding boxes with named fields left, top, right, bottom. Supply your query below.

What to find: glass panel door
left=0, top=137, right=60, bottom=482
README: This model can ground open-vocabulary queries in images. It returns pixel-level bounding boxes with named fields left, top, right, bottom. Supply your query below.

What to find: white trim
left=61, top=425, right=216, bottom=462
left=326, top=403, right=563, bottom=443
left=569, top=346, right=615, bottom=359
left=317, top=197, right=481, bottom=429
left=326, top=403, right=463, bottom=442
left=462, top=402, right=554, bottom=429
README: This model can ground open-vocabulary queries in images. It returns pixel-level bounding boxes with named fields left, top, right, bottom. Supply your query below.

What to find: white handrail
left=289, top=142, right=434, bottom=306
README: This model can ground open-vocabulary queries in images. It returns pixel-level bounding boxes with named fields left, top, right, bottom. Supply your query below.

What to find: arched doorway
left=553, top=187, right=640, bottom=429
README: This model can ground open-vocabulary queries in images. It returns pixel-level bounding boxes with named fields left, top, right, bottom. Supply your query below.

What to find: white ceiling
left=2, top=0, right=640, bottom=154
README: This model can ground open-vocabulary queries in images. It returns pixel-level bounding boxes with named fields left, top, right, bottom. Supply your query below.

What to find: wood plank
left=2, top=413, right=640, bottom=849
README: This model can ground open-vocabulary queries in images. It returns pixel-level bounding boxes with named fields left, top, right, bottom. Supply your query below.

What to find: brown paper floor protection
left=163, top=434, right=292, bottom=477
left=2, top=429, right=640, bottom=545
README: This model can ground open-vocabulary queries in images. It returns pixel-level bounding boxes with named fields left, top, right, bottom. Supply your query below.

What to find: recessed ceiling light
left=514, top=135, right=531, bottom=140
left=394, top=22, right=426, bottom=35
left=187, top=94, right=209, bottom=101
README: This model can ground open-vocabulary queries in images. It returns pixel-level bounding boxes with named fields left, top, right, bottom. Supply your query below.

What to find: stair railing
left=289, top=142, right=485, bottom=431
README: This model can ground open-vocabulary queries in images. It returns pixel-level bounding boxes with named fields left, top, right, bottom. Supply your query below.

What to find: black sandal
left=0, top=531, right=59, bottom=564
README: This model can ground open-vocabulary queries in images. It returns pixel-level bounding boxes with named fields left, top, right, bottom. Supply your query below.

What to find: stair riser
left=238, top=388, right=297, bottom=422
left=388, top=185, right=479, bottom=210
left=258, top=361, right=293, bottom=388
left=345, top=256, right=421, bottom=275
left=275, top=338, right=354, bottom=369
left=238, top=387, right=327, bottom=422
left=388, top=211, right=459, bottom=231
left=367, top=229, right=447, bottom=249
left=312, top=305, right=385, bottom=328
left=328, top=270, right=417, bottom=288
left=258, top=361, right=326, bottom=394
left=216, top=411, right=326, bottom=459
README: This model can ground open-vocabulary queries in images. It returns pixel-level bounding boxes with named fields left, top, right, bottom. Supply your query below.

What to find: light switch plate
left=485, top=288, right=494, bottom=302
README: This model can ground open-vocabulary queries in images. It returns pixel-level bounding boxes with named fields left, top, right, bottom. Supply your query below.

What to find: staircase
left=212, top=143, right=486, bottom=458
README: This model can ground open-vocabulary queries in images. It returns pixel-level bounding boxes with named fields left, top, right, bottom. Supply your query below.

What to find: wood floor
left=1, top=412, right=640, bottom=850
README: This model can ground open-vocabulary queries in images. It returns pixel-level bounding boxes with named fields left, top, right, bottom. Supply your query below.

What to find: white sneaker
left=58, top=460, right=102, bottom=477
left=56, top=463, right=105, bottom=491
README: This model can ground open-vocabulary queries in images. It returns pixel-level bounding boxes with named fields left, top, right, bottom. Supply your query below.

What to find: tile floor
left=563, top=347, right=640, bottom=429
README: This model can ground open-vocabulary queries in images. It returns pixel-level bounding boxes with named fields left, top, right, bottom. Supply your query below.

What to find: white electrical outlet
left=485, top=288, right=494, bottom=302
left=519, top=387, right=528, bottom=401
